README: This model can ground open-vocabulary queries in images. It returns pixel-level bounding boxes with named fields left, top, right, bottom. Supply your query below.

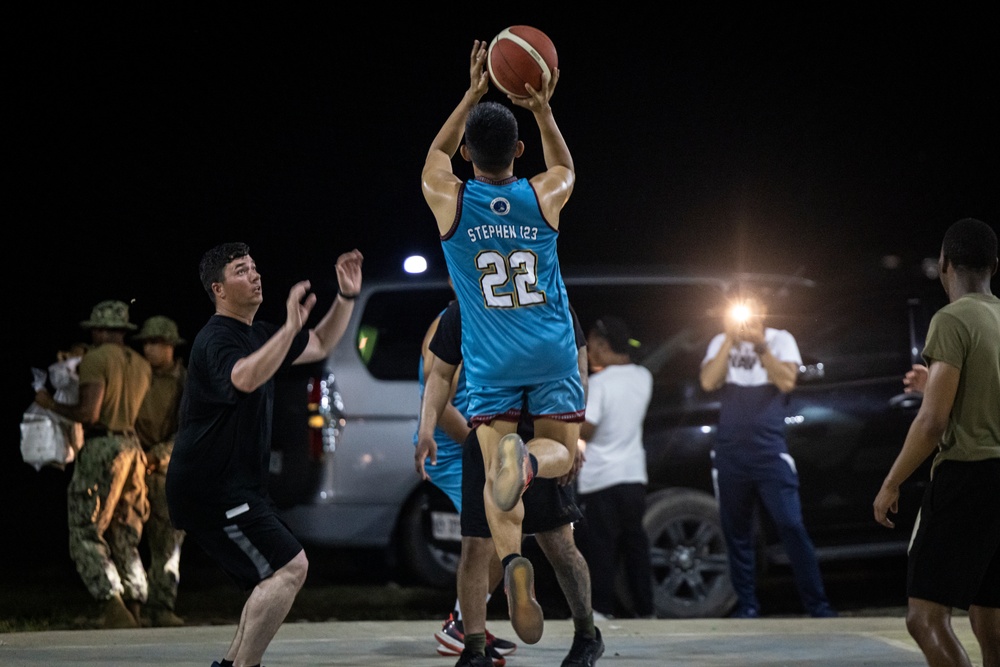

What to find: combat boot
left=125, top=600, right=149, bottom=627
left=150, top=606, right=185, bottom=627
left=102, top=594, right=139, bottom=629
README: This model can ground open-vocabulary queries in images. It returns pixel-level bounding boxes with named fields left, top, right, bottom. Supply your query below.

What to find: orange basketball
left=486, top=26, right=558, bottom=98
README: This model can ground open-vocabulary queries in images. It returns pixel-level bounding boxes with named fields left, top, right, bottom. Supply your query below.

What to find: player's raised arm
left=520, top=67, right=574, bottom=229
left=422, top=40, right=489, bottom=235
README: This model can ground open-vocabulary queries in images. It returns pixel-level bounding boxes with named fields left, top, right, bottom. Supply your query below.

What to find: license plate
left=430, top=511, right=462, bottom=541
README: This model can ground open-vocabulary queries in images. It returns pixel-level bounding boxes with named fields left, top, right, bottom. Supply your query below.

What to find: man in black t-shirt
left=167, top=242, right=362, bottom=667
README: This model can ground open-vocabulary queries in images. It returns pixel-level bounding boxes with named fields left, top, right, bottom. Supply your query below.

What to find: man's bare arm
left=759, top=352, right=797, bottom=393
left=35, top=382, right=103, bottom=426
left=414, top=354, right=460, bottom=480
left=700, top=336, right=733, bottom=392
left=874, top=359, right=958, bottom=528
left=297, top=249, right=363, bottom=364
left=422, top=41, right=489, bottom=234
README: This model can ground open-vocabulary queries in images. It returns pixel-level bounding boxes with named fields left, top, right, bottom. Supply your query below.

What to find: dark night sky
left=13, top=6, right=999, bottom=353
left=6, top=6, right=998, bottom=560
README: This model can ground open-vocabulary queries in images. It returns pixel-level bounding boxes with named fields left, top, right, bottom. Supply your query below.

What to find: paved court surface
left=0, top=617, right=984, bottom=666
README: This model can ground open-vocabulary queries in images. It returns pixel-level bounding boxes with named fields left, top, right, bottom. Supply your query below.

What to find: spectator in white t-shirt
left=578, top=315, right=655, bottom=619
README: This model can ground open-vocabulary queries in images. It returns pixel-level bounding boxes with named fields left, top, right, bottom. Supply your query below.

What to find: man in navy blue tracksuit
left=699, top=293, right=836, bottom=619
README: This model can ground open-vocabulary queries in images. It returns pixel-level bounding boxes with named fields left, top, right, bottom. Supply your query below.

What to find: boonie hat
left=80, top=300, right=137, bottom=330
left=133, top=315, right=185, bottom=345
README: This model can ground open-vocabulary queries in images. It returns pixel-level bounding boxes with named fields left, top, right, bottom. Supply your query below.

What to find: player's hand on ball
left=511, top=67, right=559, bottom=112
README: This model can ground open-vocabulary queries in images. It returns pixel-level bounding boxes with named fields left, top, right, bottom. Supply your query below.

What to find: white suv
left=269, top=274, right=460, bottom=587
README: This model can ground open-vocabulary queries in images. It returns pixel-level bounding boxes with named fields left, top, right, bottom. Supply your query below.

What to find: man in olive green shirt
left=36, top=300, right=152, bottom=629
left=873, top=218, right=1000, bottom=667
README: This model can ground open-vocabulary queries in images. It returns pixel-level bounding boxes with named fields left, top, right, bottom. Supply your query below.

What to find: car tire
left=643, top=488, right=737, bottom=618
left=395, top=483, right=462, bottom=589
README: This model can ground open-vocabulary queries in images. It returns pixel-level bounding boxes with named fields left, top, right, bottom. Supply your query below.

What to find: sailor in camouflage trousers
left=133, top=315, right=188, bottom=627
left=36, top=300, right=152, bottom=629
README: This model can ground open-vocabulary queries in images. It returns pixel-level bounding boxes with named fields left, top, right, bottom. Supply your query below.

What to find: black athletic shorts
left=907, top=459, right=1000, bottom=609
left=461, top=427, right=582, bottom=538
left=184, top=506, right=304, bottom=591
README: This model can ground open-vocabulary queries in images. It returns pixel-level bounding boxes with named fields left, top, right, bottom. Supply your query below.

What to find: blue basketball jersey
left=441, top=176, right=577, bottom=387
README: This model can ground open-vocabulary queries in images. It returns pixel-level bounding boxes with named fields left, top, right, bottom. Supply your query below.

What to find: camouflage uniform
left=68, top=431, right=149, bottom=601
left=68, top=301, right=152, bottom=606
left=133, top=316, right=187, bottom=616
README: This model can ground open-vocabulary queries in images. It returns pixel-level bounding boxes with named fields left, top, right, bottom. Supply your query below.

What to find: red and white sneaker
left=434, top=612, right=516, bottom=664
left=484, top=628, right=517, bottom=656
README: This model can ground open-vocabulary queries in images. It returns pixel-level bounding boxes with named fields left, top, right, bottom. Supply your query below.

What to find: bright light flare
left=403, top=255, right=428, bottom=274
left=729, top=303, right=752, bottom=323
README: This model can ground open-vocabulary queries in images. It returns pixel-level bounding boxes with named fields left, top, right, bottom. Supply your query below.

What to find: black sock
left=528, top=453, right=538, bottom=477
left=501, top=553, right=522, bottom=570
left=219, top=661, right=233, bottom=667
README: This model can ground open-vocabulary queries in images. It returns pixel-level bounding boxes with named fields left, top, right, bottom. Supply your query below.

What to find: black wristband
left=754, top=342, right=768, bottom=356
left=337, top=288, right=358, bottom=300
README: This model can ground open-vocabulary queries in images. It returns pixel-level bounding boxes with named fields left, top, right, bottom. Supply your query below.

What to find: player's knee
left=904, top=606, right=936, bottom=642
left=282, top=550, right=309, bottom=588
left=969, top=606, right=1000, bottom=643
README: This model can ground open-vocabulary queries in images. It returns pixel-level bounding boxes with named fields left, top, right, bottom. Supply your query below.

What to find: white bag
left=20, top=402, right=82, bottom=471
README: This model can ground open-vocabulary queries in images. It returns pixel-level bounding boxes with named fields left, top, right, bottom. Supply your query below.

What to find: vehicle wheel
left=396, top=484, right=461, bottom=589
left=643, top=489, right=737, bottom=618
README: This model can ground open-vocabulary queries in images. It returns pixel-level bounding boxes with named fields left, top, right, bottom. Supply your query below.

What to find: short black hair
left=464, top=101, right=519, bottom=172
left=199, top=242, right=250, bottom=303
left=591, top=315, right=636, bottom=356
left=942, top=218, right=997, bottom=271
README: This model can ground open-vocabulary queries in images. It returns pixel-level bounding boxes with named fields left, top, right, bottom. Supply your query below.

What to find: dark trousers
left=578, top=482, right=654, bottom=617
left=713, top=452, right=831, bottom=615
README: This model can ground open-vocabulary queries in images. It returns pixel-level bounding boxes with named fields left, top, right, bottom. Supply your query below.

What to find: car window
left=357, top=287, right=453, bottom=381
left=799, top=301, right=908, bottom=380
left=793, top=288, right=946, bottom=383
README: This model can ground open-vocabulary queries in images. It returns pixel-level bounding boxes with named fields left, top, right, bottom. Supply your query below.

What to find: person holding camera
left=699, top=293, right=836, bottom=619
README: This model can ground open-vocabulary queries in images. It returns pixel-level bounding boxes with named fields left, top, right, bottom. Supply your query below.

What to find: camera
left=729, top=303, right=752, bottom=324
